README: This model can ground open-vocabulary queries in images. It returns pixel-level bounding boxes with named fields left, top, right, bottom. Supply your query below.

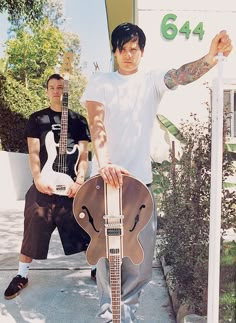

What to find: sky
left=0, top=0, right=111, bottom=76
left=0, top=13, right=10, bottom=56
left=63, top=0, right=111, bottom=75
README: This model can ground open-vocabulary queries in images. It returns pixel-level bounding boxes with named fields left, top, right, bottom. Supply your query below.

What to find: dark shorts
left=21, top=184, right=90, bottom=259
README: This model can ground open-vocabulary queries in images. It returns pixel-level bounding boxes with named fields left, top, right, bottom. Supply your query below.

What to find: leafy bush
left=155, top=113, right=236, bottom=315
left=0, top=75, right=42, bottom=152
left=0, top=0, right=46, bottom=24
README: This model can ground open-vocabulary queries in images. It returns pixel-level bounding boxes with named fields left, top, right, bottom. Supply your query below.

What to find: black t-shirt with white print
left=25, top=107, right=91, bottom=170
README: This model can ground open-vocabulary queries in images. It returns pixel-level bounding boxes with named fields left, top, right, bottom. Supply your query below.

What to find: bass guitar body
left=41, top=130, right=80, bottom=196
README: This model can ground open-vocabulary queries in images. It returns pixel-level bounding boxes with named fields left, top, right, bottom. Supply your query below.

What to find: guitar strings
left=58, top=80, right=69, bottom=174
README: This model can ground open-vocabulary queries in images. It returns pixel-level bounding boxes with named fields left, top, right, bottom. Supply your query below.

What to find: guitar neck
left=59, top=79, right=69, bottom=155
left=104, top=184, right=123, bottom=323
left=109, top=252, right=121, bottom=323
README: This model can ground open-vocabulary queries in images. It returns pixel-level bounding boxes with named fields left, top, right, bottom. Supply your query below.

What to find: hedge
left=0, top=75, right=42, bottom=152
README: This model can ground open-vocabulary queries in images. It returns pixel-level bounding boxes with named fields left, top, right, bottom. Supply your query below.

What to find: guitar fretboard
left=109, top=252, right=121, bottom=323
left=59, top=79, right=69, bottom=155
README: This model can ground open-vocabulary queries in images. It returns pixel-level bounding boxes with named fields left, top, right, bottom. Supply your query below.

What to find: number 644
left=161, top=13, right=205, bottom=40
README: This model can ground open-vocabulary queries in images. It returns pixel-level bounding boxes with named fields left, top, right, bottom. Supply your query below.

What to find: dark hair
left=46, top=74, right=64, bottom=89
left=111, top=22, right=146, bottom=53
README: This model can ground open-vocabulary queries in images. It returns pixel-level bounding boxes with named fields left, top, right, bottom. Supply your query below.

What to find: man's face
left=114, top=38, right=144, bottom=75
left=47, top=78, right=64, bottom=105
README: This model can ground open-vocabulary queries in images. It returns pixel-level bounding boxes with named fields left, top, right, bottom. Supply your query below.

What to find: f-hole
left=129, top=205, right=146, bottom=232
left=82, top=206, right=100, bottom=232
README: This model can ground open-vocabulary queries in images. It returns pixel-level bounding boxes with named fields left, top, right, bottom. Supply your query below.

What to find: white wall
left=137, top=0, right=236, bottom=124
left=136, top=0, right=236, bottom=162
left=0, top=152, right=32, bottom=205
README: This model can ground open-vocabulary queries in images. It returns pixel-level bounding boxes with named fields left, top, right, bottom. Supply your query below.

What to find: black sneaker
left=4, top=275, right=28, bottom=300
left=91, top=268, right=96, bottom=281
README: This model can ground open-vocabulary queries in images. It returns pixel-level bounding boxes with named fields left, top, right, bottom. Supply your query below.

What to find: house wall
left=136, top=0, right=236, bottom=125
left=135, top=0, right=236, bottom=164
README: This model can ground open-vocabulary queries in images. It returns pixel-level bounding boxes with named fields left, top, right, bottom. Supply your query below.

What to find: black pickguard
left=52, top=147, right=79, bottom=181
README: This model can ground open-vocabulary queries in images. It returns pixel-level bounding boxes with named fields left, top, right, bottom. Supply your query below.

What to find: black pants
left=21, top=184, right=90, bottom=259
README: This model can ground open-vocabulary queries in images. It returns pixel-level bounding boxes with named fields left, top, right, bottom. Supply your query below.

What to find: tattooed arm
left=164, top=56, right=214, bottom=88
left=164, top=30, right=233, bottom=89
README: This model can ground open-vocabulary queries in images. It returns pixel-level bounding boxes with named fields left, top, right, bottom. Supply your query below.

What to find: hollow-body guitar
left=73, top=174, right=153, bottom=323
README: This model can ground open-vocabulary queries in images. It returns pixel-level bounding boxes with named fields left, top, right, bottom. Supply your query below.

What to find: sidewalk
left=0, top=201, right=175, bottom=323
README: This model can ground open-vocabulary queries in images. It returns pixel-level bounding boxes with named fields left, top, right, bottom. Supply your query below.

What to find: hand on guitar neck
left=99, top=163, right=130, bottom=188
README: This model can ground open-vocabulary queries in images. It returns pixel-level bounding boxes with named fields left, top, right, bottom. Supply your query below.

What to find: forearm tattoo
left=164, top=56, right=214, bottom=89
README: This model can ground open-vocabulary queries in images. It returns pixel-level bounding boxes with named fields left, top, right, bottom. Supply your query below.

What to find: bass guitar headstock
left=61, top=51, right=74, bottom=80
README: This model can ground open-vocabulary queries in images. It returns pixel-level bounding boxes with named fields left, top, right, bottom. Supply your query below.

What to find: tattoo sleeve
left=164, top=55, right=216, bottom=89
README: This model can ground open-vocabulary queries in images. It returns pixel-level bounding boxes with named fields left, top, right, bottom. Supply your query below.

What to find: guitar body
left=41, top=130, right=80, bottom=195
left=73, top=174, right=153, bottom=266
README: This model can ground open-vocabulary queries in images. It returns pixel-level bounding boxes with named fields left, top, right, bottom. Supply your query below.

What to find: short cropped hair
left=111, top=22, right=146, bottom=53
left=46, top=74, right=64, bottom=89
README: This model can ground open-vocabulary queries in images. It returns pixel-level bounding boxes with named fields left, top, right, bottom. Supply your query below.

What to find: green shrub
left=156, top=113, right=236, bottom=315
left=0, top=75, right=43, bottom=152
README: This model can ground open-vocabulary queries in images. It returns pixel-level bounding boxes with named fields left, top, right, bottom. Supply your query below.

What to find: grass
left=219, top=241, right=236, bottom=322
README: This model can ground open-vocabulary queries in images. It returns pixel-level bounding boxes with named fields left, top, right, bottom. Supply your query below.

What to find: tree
left=43, top=0, right=65, bottom=27
left=6, top=21, right=87, bottom=112
left=6, top=18, right=64, bottom=91
left=63, top=32, right=87, bottom=115
left=0, top=56, right=9, bottom=76
left=0, top=0, right=46, bottom=24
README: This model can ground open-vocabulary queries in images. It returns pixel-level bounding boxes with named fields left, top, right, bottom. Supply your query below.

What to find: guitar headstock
left=61, top=51, right=74, bottom=80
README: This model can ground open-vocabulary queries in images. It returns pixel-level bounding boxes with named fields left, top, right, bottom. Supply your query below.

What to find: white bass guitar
left=41, top=52, right=79, bottom=195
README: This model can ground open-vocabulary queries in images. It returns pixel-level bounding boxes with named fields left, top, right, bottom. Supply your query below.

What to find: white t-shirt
left=81, top=70, right=174, bottom=184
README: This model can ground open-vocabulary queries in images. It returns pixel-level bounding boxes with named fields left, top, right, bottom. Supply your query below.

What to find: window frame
left=212, top=78, right=236, bottom=140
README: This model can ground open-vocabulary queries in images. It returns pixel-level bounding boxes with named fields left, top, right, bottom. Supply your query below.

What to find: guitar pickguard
left=41, top=131, right=80, bottom=196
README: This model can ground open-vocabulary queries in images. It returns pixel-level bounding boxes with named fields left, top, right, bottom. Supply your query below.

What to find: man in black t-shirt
left=4, top=74, right=92, bottom=300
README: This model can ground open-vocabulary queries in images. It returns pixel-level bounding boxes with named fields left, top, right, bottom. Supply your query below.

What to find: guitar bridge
left=103, top=215, right=124, bottom=221
left=107, top=228, right=122, bottom=236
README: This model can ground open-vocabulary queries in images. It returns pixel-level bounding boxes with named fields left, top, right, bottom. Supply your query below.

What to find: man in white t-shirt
left=81, top=23, right=232, bottom=322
